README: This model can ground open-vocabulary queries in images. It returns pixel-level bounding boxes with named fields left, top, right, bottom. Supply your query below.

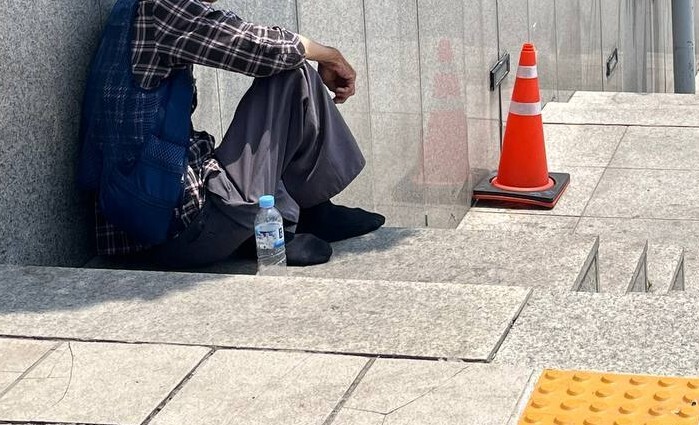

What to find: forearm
left=298, top=35, right=339, bottom=63
left=298, top=35, right=356, bottom=104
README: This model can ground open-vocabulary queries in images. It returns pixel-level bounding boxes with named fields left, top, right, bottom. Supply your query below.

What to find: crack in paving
left=487, top=288, right=533, bottom=362
left=224, top=353, right=314, bottom=425
left=332, top=364, right=474, bottom=421
left=0, top=342, right=62, bottom=401
left=383, top=365, right=471, bottom=416
left=322, top=357, right=376, bottom=425
left=139, top=348, right=216, bottom=425
left=49, top=342, right=74, bottom=409
left=343, top=407, right=386, bottom=415
left=0, top=335, right=484, bottom=363
left=44, top=344, right=72, bottom=380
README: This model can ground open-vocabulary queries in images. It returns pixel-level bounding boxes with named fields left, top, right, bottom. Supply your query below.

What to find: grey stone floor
left=0, top=266, right=532, bottom=361
left=9, top=89, right=699, bottom=424
left=0, top=265, right=539, bottom=424
left=0, top=336, right=536, bottom=425
left=464, top=117, right=699, bottom=293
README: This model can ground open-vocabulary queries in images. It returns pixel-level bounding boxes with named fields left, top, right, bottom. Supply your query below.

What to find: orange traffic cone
left=473, top=43, right=569, bottom=209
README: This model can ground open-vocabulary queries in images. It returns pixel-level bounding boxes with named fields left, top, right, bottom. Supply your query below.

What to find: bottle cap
left=259, top=195, right=275, bottom=208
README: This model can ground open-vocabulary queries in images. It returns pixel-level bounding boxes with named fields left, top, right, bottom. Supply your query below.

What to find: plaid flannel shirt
left=95, top=0, right=306, bottom=256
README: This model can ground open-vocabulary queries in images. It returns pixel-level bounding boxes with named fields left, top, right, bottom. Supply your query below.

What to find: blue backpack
left=77, top=0, right=194, bottom=245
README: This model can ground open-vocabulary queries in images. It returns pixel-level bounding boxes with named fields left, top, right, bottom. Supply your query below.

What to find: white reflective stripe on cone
left=509, top=101, right=542, bottom=116
left=516, top=65, right=538, bottom=79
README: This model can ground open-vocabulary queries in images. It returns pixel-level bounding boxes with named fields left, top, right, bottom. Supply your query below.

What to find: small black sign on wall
left=606, top=48, right=619, bottom=78
left=490, top=53, right=511, bottom=91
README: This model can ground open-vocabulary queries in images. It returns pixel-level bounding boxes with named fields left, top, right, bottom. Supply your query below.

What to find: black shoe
left=236, top=231, right=332, bottom=267
left=296, top=201, right=386, bottom=243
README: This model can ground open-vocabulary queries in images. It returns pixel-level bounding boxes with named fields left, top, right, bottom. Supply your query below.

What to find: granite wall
left=0, top=0, right=117, bottom=267
left=193, top=0, right=683, bottom=229
left=0, top=0, right=689, bottom=266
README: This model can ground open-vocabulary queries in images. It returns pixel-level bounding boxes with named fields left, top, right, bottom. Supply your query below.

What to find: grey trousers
left=151, top=62, right=365, bottom=268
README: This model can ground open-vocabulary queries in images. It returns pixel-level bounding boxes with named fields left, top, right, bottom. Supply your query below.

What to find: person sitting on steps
left=77, top=0, right=385, bottom=269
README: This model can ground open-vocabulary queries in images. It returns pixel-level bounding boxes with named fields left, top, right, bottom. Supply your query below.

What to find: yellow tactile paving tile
left=519, top=369, right=699, bottom=425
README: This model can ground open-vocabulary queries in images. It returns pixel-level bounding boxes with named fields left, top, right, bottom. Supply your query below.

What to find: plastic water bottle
left=254, top=195, right=287, bottom=276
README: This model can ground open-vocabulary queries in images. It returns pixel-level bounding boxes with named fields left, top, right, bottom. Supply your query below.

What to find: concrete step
left=595, top=239, right=647, bottom=295
left=679, top=248, right=699, bottom=293
left=0, top=265, right=531, bottom=362
left=461, top=212, right=685, bottom=295
left=573, top=239, right=684, bottom=295
left=494, top=289, right=699, bottom=376
left=568, top=91, right=699, bottom=107
left=287, top=228, right=598, bottom=292
left=542, top=101, right=699, bottom=127
left=86, top=227, right=599, bottom=293
left=648, top=244, right=685, bottom=293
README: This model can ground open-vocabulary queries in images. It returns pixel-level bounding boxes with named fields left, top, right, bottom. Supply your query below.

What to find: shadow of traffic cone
left=473, top=43, right=569, bottom=209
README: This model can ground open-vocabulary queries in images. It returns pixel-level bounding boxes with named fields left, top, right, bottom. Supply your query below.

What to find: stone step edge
left=541, top=101, right=699, bottom=127
left=627, top=241, right=649, bottom=293
left=568, top=91, right=699, bottom=106
left=0, top=265, right=535, bottom=362
left=572, top=236, right=600, bottom=293
left=457, top=213, right=685, bottom=295
left=544, top=100, right=699, bottom=112
left=594, top=239, right=647, bottom=295
left=669, top=248, right=687, bottom=292
left=84, top=226, right=601, bottom=279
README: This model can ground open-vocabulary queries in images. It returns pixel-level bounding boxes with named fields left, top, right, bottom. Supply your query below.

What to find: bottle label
left=255, top=224, right=285, bottom=250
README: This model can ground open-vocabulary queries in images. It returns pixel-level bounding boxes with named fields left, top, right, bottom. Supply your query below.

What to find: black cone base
left=473, top=172, right=570, bottom=209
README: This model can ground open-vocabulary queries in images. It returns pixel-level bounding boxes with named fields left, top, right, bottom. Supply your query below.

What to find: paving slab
left=0, top=338, right=58, bottom=395
left=569, top=91, right=699, bottom=106
left=0, top=266, right=532, bottom=361
left=577, top=217, right=699, bottom=293
left=494, top=290, right=699, bottom=376
left=344, top=359, right=467, bottom=413
left=149, top=350, right=367, bottom=425
left=90, top=226, right=596, bottom=289
left=337, top=362, right=533, bottom=425
left=543, top=102, right=699, bottom=127
left=472, top=166, right=605, bottom=218
left=459, top=214, right=665, bottom=296
left=576, top=216, right=699, bottom=244
left=584, top=168, right=699, bottom=220
left=0, top=341, right=209, bottom=425
left=544, top=124, right=625, bottom=168
left=460, top=213, right=679, bottom=296
left=289, top=228, right=596, bottom=291
left=596, top=238, right=647, bottom=294
left=458, top=211, right=578, bottom=234
left=0, top=338, right=56, bottom=373
left=610, top=126, right=699, bottom=170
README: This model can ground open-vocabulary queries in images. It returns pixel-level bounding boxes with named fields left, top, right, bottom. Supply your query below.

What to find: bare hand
left=317, top=48, right=356, bottom=104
